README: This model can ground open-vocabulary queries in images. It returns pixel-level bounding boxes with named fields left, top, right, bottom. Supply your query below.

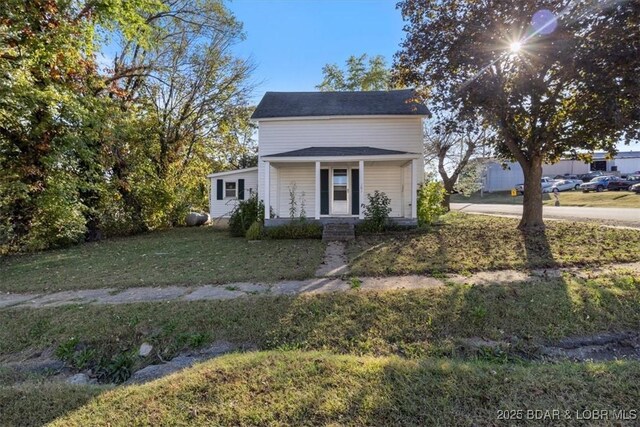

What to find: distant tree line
left=0, top=0, right=256, bottom=253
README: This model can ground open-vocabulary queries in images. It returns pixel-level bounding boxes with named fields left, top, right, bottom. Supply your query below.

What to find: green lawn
left=0, top=227, right=325, bottom=293
left=1, top=271, right=639, bottom=425
left=24, top=351, right=636, bottom=427
left=452, top=190, right=640, bottom=208
left=2, top=216, right=640, bottom=426
left=348, top=213, right=640, bottom=277
left=2, top=272, right=638, bottom=367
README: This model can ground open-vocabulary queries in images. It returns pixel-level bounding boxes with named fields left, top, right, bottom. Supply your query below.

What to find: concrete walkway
left=315, top=241, right=350, bottom=277
left=1, top=262, right=639, bottom=310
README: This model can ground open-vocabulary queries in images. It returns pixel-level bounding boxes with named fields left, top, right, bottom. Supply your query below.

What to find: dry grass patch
left=44, top=351, right=640, bottom=427
left=1, top=273, right=638, bottom=366
left=348, top=213, right=640, bottom=276
left=0, top=227, right=325, bottom=293
left=452, top=190, right=640, bottom=208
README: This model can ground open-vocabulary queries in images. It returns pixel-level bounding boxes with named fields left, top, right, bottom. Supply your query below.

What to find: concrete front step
left=322, top=223, right=355, bottom=241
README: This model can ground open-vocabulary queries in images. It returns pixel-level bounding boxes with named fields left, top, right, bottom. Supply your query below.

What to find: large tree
left=317, top=54, right=394, bottom=91
left=395, top=0, right=640, bottom=229
left=0, top=0, right=255, bottom=252
left=0, top=0, right=163, bottom=250
left=424, top=118, right=490, bottom=210
left=105, top=0, right=254, bottom=230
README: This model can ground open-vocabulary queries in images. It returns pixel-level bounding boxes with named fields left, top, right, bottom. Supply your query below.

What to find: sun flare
left=509, top=41, right=522, bottom=53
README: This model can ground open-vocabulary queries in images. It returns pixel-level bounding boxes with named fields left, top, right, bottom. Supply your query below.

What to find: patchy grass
left=542, top=191, right=640, bottom=208
left=0, top=227, right=325, bottom=293
left=0, top=381, right=106, bottom=427
left=43, top=351, right=640, bottom=427
left=348, top=213, right=640, bottom=277
left=1, top=273, right=638, bottom=365
left=452, top=190, right=640, bottom=208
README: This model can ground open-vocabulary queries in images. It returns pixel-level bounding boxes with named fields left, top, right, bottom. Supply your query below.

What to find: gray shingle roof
left=251, top=89, right=429, bottom=119
left=263, top=146, right=416, bottom=158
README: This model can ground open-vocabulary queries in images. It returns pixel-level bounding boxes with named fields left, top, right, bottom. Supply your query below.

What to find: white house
left=208, top=90, right=429, bottom=225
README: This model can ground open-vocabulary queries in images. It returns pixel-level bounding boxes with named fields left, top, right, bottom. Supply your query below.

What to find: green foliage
left=55, top=338, right=80, bottom=363
left=454, top=159, right=486, bottom=196
left=0, top=0, right=253, bottom=253
left=417, top=182, right=447, bottom=226
left=360, top=190, right=392, bottom=232
left=96, top=352, right=136, bottom=384
left=288, top=184, right=298, bottom=219
left=245, top=220, right=264, bottom=241
left=265, top=221, right=323, bottom=240
left=317, top=54, right=395, bottom=91
left=396, top=0, right=640, bottom=228
left=229, top=194, right=265, bottom=237
left=348, top=277, right=362, bottom=289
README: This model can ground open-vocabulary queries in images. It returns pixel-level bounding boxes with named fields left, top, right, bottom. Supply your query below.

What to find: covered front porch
left=260, top=147, right=421, bottom=224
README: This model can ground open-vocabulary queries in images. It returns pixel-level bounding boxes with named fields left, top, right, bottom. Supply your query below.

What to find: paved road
left=451, top=203, right=640, bottom=225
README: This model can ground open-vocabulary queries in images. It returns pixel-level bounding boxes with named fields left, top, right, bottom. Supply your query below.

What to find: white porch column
left=264, top=161, right=270, bottom=219
left=359, top=160, right=365, bottom=219
left=411, top=158, right=418, bottom=219
left=315, top=161, right=321, bottom=219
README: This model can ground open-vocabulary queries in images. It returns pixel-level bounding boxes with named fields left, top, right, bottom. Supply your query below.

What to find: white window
left=225, top=181, right=237, bottom=198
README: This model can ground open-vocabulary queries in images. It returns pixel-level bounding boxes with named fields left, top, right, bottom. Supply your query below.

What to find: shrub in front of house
left=229, top=194, right=265, bottom=237
left=359, top=190, right=392, bottom=233
left=245, top=220, right=264, bottom=240
left=264, top=221, right=323, bottom=239
left=417, top=181, right=447, bottom=226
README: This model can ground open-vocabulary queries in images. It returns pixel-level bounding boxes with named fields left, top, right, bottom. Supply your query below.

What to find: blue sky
left=227, top=0, right=404, bottom=104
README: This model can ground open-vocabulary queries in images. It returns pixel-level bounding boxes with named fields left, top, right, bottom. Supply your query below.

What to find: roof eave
left=251, top=114, right=429, bottom=122
left=206, top=167, right=258, bottom=178
left=261, top=154, right=421, bottom=162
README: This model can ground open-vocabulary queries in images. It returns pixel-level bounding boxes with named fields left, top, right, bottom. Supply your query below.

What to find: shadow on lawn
left=521, top=226, right=559, bottom=271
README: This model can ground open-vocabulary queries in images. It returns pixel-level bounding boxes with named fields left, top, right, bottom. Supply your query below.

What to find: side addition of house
left=208, top=89, right=428, bottom=225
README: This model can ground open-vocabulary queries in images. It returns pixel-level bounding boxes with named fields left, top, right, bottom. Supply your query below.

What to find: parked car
left=579, top=176, right=620, bottom=192
left=631, top=182, right=640, bottom=194
left=579, top=171, right=605, bottom=182
left=549, top=179, right=582, bottom=192
left=515, top=177, right=554, bottom=194
left=606, top=176, right=636, bottom=191
left=553, top=174, right=581, bottom=181
left=627, top=175, right=640, bottom=184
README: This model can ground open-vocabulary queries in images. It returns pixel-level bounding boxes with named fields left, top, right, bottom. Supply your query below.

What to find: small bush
left=361, top=190, right=392, bottom=232
left=96, top=351, right=136, bottom=384
left=417, top=182, right=447, bottom=226
left=265, top=221, right=323, bottom=239
left=245, top=220, right=264, bottom=240
left=229, top=194, right=264, bottom=237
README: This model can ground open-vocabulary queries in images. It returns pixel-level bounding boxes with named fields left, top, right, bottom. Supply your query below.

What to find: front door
left=331, top=169, right=349, bottom=215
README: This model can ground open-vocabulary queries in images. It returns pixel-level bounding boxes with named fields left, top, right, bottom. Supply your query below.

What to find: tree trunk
left=442, top=180, right=455, bottom=212
left=518, top=156, right=545, bottom=230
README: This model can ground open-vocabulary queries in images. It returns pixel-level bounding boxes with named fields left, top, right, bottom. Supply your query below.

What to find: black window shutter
left=238, top=179, right=245, bottom=200
left=216, top=179, right=223, bottom=200
left=351, top=169, right=359, bottom=215
left=320, top=169, right=329, bottom=215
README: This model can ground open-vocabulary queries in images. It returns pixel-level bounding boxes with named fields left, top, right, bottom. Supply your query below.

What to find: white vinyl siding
left=209, top=169, right=259, bottom=219
left=258, top=117, right=424, bottom=157
left=363, top=163, right=404, bottom=217
left=403, top=163, right=412, bottom=218
left=275, top=164, right=316, bottom=218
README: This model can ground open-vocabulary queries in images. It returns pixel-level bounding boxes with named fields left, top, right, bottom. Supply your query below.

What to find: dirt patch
left=127, top=341, right=255, bottom=384
left=459, top=332, right=640, bottom=362
left=0, top=341, right=255, bottom=387
left=540, top=332, right=640, bottom=362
